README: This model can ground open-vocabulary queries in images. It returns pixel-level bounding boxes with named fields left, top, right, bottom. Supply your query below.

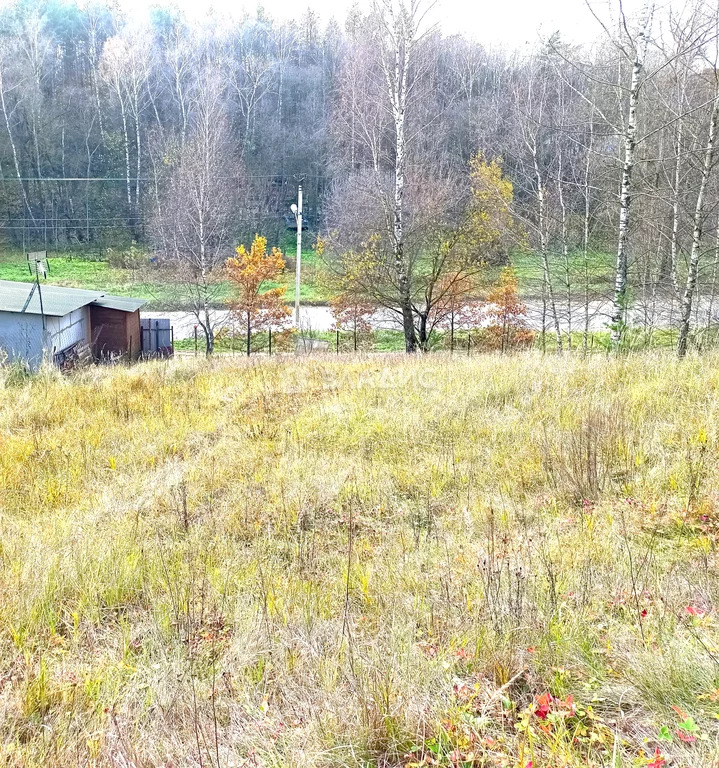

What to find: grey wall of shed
left=0, top=311, right=47, bottom=368
left=47, top=307, right=90, bottom=355
left=0, top=307, right=91, bottom=369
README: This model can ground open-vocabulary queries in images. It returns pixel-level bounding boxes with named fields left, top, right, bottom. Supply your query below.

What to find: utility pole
left=37, top=270, right=45, bottom=332
left=27, top=251, right=48, bottom=332
left=291, top=184, right=303, bottom=327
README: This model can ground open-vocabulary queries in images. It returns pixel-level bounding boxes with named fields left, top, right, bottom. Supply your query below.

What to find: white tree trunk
left=0, top=65, right=34, bottom=223
left=119, top=93, right=132, bottom=209
left=533, top=152, right=562, bottom=350
left=381, top=1, right=418, bottom=352
left=582, top=114, right=594, bottom=353
left=557, top=151, right=572, bottom=348
left=134, top=97, right=141, bottom=212
left=677, top=89, right=719, bottom=356
left=610, top=19, right=649, bottom=348
left=669, top=115, right=683, bottom=297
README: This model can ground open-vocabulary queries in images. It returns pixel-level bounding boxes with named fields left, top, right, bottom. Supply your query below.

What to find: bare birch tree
left=150, top=73, right=240, bottom=354
left=606, top=2, right=654, bottom=347
left=677, top=70, right=719, bottom=355
left=376, top=0, right=429, bottom=352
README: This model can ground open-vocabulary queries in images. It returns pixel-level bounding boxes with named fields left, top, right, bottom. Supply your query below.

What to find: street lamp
left=290, top=184, right=303, bottom=327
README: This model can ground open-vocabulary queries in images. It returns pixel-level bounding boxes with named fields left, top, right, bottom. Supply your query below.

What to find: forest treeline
left=1, top=0, right=719, bottom=351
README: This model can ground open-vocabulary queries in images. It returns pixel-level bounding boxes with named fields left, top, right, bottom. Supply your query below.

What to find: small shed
left=0, top=280, right=145, bottom=369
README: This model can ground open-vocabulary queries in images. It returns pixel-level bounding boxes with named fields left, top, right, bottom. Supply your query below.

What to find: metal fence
left=140, top=318, right=173, bottom=357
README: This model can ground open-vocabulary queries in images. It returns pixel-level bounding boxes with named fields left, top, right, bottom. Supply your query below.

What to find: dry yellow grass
left=0, top=352, right=718, bottom=767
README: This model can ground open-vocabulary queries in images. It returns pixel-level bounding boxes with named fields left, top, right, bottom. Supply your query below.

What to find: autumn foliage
left=329, top=292, right=375, bottom=350
left=431, top=271, right=485, bottom=341
left=467, top=153, right=515, bottom=264
left=485, top=267, right=534, bottom=351
left=226, top=235, right=291, bottom=350
left=323, top=153, right=517, bottom=352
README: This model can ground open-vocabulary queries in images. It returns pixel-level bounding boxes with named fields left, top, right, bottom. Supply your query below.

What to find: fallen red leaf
left=535, top=691, right=552, bottom=719
left=647, top=747, right=666, bottom=768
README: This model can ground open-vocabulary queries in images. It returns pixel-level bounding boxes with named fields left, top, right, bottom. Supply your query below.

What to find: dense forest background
left=3, top=0, right=719, bottom=352
left=0, top=0, right=627, bottom=250
left=0, top=0, right=346, bottom=248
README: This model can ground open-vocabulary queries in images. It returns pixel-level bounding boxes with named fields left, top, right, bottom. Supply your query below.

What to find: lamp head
left=290, top=203, right=298, bottom=216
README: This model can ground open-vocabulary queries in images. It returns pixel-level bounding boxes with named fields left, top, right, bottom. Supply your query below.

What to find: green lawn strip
left=173, top=328, right=408, bottom=354
left=174, top=326, right=712, bottom=356
left=0, top=250, right=331, bottom=309
left=506, top=248, right=615, bottom=296
left=0, top=244, right=667, bottom=309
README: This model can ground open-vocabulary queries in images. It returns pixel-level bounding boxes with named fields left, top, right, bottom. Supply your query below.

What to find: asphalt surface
left=144, top=295, right=712, bottom=339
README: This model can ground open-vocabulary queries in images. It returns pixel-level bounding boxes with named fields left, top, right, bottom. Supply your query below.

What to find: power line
left=0, top=212, right=309, bottom=222
left=0, top=215, right=307, bottom=225
left=0, top=174, right=326, bottom=182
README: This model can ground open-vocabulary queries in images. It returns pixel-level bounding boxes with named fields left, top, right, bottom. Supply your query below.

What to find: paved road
left=145, top=295, right=715, bottom=340
left=144, top=306, right=336, bottom=339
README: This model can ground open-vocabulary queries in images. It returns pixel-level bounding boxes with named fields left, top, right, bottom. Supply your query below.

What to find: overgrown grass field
left=0, top=352, right=718, bottom=767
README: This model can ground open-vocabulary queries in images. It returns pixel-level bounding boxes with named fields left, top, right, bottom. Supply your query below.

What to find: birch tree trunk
left=0, top=63, right=34, bottom=224
left=557, top=152, right=572, bottom=348
left=532, top=150, right=562, bottom=350
left=582, top=114, right=594, bottom=353
left=677, top=86, right=719, bottom=357
left=133, top=95, right=141, bottom=213
left=120, top=97, right=132, bottom=209
left=393, top=75, right=417, bottom=352
left=668, top=113, right=683, bottom=297
left=380, top=0, right=419, bottom=353
left=610, top=17, right=650, bottom=348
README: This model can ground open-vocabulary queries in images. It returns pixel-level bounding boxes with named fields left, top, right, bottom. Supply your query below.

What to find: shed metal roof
left=0, top=280, right=146, bottom=317
left=92, top=294, right=146, bottom=312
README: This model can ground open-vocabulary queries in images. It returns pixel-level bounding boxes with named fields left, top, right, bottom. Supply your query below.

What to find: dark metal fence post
left=268, top=328, right=272, bottom=356
left=336, top=329, right=340, bottom=354
left=171, top=326, right=174, bottom=356
left=467, top=332, right=471, bottom=356
left=194, top=325, right=198, bottom=356
left=450, top=310, right=454, bottom=353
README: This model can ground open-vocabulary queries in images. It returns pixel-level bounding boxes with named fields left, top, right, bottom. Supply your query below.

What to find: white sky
left=116, top=0, right=670, bottom=50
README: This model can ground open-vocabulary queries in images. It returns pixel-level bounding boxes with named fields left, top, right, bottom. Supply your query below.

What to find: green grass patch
left=507, top=247, right=615, bottom=297
left=0, top=247, right=332, bottom=309
left=0, top=242, right=619, bottom=308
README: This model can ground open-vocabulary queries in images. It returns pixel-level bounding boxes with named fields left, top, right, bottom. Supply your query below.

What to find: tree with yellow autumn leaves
left=323, top=153, right=516, bottom=351
left=226, top=235, right=291, bottom=355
